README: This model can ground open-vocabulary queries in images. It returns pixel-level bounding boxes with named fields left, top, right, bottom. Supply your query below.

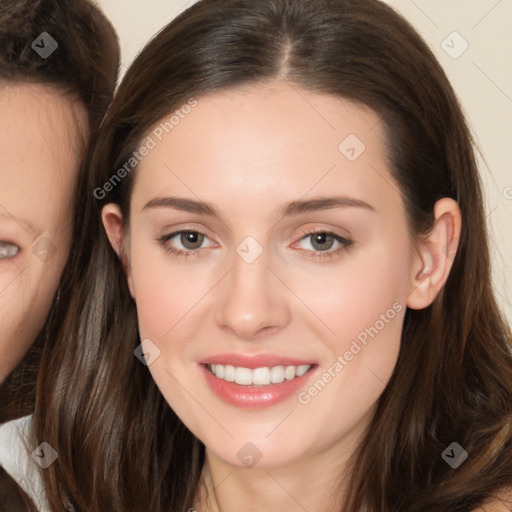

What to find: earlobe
left=101, top=204, right=136, bottom=298
left=407, top=198, right=461, bottom=310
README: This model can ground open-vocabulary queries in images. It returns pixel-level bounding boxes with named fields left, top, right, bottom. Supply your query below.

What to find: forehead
left=132, top=81, right=399, bottom=216
left=0, top=82, right=88, bottom=230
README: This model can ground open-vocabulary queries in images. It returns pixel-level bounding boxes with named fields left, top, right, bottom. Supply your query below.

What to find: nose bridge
left=214, top=236, right=290, bottom=340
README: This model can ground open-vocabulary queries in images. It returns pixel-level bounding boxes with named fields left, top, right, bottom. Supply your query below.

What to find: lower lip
left=200, top=364, right=317, bottom=409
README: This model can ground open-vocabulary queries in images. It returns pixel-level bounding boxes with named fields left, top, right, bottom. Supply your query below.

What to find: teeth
left=284, top=366, right=296, bottom=380
left=252, top=367, right=271, bottom=386
left=224, top=365, right=235, bottom=382
left=208, top=363, right=312, bottom=386
left=235, top=367, right=252, bottom=385
left=295, top=364, right=309, bottom=377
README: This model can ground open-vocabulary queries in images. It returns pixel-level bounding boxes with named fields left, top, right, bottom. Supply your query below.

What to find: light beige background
left=97, top=0, right=512, bottom=324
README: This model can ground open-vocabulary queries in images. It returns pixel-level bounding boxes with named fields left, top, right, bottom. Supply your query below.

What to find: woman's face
left=105, top=81, right=426, bottom=469
left=0, top=83, right=87, bottom=381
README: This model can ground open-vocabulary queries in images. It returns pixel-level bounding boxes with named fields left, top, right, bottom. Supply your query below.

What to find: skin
left=103, top=80, right=462, bottom=512
left=0, top=82, right=88, bottom=382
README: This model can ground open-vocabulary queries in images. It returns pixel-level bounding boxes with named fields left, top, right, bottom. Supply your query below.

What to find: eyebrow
left=142, top=195, right=376, bottom=217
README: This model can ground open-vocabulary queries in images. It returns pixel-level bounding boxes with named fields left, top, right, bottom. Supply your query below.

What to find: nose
left=214, top=247, right=291, bottom=341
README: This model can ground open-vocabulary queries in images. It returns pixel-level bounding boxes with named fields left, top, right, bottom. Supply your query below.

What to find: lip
left=198, top=353, right=316, bottom=369
left=199, top=361, right=318, bottom=409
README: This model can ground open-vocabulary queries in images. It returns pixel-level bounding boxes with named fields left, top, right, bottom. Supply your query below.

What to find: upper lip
left=199, top=353, right=316, bottom=369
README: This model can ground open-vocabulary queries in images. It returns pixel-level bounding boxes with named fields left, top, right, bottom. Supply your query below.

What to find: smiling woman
left=29, top=0, right=512, bottom=511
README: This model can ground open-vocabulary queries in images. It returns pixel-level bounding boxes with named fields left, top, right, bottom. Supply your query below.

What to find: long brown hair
left=34, top=0, right=512, bottom=510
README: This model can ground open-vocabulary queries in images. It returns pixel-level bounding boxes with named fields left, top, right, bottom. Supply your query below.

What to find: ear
left=101, top=203, right=136, bottom=298
left=407, top=198, right=461, bottom=310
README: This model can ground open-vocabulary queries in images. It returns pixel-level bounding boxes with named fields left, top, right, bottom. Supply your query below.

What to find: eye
left=294, top=230, right=353, bottom=259
left=157, top=230, right=215, bottom=258
left=156, top=229, right=352, bottom=261
left=0, top=241, right=20, bottom=259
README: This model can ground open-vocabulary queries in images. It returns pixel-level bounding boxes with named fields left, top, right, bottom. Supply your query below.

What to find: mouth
left=199, top=360, right=319, bottom=409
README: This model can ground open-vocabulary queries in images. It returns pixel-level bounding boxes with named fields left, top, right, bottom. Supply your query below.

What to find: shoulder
left=0, top=415, right=50, bottom=511
left=472, top=487, right=512, bottom=511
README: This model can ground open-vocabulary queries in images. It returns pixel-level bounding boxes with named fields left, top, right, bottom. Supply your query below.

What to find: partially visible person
left=0, top=0, right=119, bottom=509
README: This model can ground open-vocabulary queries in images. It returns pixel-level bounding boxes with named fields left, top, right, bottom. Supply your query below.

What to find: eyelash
left=157, top=229, right=353, bottom=260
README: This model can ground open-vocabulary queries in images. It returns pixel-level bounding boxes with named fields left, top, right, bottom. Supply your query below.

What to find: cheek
left=287, top=238, right=409, bottom=411
left=288, top=240, right=410, bottom=348
left=330, top=263, right=404, bottom=344
left=0, top=255, right=65, bottom=378
left=128, top=243, right=213, bottom=340
left=128, top=247, right=214, bottom=420
left=0, top=276, right=32, bottom=369
left=0, top=251, right=63, bottom=317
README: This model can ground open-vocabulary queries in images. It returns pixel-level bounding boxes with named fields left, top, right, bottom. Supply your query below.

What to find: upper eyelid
left=159, top=223, right=214, bottom=238
left=162, top=229, right=214, bottom=241
left=0, top=227, right=33, bottom=244
left=159, top=220, right=351, bottom=237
